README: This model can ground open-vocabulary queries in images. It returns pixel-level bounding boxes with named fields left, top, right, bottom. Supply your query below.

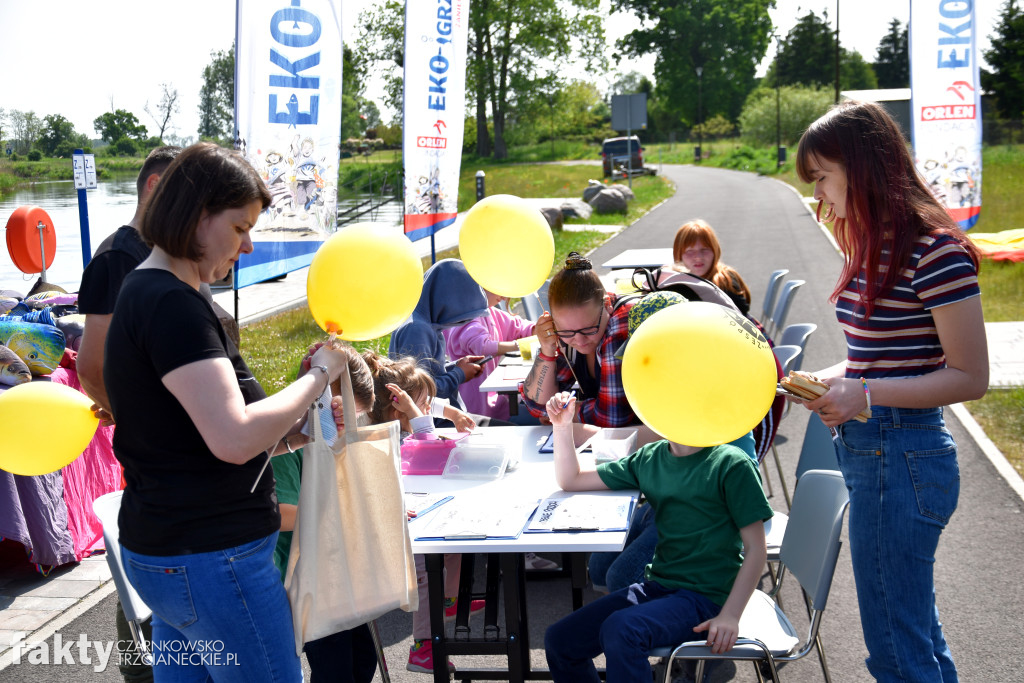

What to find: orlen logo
left=920, top=105, right=975, bottom=121
left=417, top=136, right=447, bottom=149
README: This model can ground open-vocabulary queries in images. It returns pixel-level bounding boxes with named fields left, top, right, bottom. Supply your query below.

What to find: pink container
left=400, top=433, right=470, bottom=475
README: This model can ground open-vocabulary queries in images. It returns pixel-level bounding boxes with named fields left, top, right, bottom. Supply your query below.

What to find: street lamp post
left=834, top=0, right=841, bottom=104
left=775, top=35, right=784, bottom=168
left=695, top=66, right=703, bottom=164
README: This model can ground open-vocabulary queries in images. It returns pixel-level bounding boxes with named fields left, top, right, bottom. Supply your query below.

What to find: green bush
left=738, top=85, right=833, bottom=147
left=27, top=149, right=42, bottom=161
left=113, top=137, right=139, bottom=157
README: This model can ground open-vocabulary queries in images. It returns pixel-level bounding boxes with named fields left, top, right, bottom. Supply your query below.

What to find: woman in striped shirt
left=795, top=101, right=987, bottom=683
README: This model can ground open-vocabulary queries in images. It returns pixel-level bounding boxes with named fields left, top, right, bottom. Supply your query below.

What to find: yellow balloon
left=0, top=382, right=99, bottom=476
left=459, top=194, right=555, bottom=297
left=307, top=223, right=423, bottom=341
left=621, top=302, right=777, bottom=446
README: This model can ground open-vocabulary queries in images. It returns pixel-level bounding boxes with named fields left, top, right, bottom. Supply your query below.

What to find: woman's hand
left=386, top=383, right=424, bottom=418
left=805, top=376, right=865, bottom=427
left=535, top=312, right=558, bottom=356
left=454, top=355, right=485, bottom=381
left=91, top=403, right=115, bottom=427
left=309, top=342, right=350, bottom=383
left=545, top=392, right=576, bottom=428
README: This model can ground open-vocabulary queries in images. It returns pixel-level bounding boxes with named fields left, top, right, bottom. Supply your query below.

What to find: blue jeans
left=588, top=503, right=657, bottom=592
left=834, top=407, right=959, bottom=682
left=545, top=581, right=719, bottom=683
left=122, top=533, right=301, bottom=683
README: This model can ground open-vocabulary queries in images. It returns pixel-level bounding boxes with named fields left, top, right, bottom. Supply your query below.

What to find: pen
left=553, top=526, right=599, bottom=532
left=561, top=390, right=576, bottom=409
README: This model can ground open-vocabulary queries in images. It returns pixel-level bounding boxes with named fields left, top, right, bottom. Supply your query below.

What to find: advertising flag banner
left=402, top=0, right=469, bottom=242
left=235, top=0, right=343, bottom=287
left=910, top=0, right=982, bottom=229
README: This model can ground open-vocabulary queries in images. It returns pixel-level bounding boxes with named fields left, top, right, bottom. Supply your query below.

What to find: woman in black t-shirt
left=104, top=143, right=350, bottom=683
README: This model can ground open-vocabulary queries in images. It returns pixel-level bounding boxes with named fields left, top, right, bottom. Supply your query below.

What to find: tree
left=738, top=84, right=833, bottom=146
left=874, top=18, right=909, bottom=88
left=984, top=0, right=1024, bottom=119
left=38, top=114, right=78, bottom=156
left=198, top=46, right=234, bottom=140
left=768, top=9, right=877, bottom=93
left=612, top=0, right=773, bottom=130
left=8, top=109, right=43, bottom=155
left=145, top=83, right=181, bottom=141
left=360, top=0, right=606, bottom=159
left=93, top=109, right=148, bottom=144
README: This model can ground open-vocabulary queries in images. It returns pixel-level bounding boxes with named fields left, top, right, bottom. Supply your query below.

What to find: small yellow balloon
left=0, top=382, right=99, bottom=476
left=622, top=302, right=777, bottom=446
left=459, top=194, right=555, bottom=297
left=307, top=223, right=423, bottom=341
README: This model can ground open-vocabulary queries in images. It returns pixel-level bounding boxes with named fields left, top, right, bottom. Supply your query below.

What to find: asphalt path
left=6, top=164, right=1022, bottom=682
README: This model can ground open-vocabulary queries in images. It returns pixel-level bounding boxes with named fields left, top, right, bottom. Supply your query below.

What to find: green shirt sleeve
left=271, top=450, right=303, bottom=582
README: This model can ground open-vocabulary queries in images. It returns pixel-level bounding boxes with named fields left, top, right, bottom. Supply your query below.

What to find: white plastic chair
left=760, top=269, right=789, bottom=330
left=651, top=470, right=849, bottom=683
left=520, top=292, right=544, bottom=322
left=777, top=323, right=817, bottom=374
left=92, top=491, right=152, bottom=658
left=767, top=280, right=805, bottom=339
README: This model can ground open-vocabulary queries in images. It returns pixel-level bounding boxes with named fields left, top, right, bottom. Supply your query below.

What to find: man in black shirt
left=76, top=146, right=180, bottom=683
left=78, top=146, right=182, bottom=412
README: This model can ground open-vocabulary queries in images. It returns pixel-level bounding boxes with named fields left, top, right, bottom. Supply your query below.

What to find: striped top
left=837, top=234, right=980, bottom=380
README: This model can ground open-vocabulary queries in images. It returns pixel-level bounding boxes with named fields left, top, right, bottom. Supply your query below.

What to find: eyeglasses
left=554, top=309, right=604, bottom=340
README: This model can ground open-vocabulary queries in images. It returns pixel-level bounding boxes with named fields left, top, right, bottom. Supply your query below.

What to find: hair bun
left=564, top=252, right=592, bottom=271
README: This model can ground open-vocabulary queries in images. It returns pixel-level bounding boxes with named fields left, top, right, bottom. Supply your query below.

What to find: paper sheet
left=526, top=494, right=635, bottom=533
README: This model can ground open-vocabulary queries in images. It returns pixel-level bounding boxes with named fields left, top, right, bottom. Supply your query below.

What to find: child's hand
left=693, top=612, right=740, bottom=655
left=545, top=392, right=575, bottom=428
left=387, top=383, right=424, bottom=418
left=299, top=341, right=326, bottom=376
left=455, top=355, right=485, bottom=381
left=330, top=395, right=347, bottom=432
left=446, top=406, right=476, bottom=433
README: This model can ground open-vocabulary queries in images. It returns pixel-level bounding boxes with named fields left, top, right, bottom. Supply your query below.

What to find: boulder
left=608, top=183, right=636, bottom=200
left=582, top=180, right=605, bottom=203
left=588, top=188, right=629, bottom=214
left=539, top=206, right=564, bottom=231
left=560, top=199, right=593, bottom=220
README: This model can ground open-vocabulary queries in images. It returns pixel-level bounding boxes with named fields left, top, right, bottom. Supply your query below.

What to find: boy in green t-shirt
left=542, top=308, right=774, bottom=681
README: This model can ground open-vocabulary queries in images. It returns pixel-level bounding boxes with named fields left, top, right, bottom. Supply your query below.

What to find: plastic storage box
left=400, top=432, right=470, bottom=475
left=588, top=428, right=638, bottom=464
left=442, top=442, right=512, bottom=480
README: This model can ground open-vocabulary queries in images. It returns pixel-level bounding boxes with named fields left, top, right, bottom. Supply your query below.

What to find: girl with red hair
left=796, top=101, right=987, bottom=682
left=670, top=219, right=752, bottom=315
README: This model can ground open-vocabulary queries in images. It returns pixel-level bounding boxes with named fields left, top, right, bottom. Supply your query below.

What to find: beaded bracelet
left=861, top=378, right=872, bottom=410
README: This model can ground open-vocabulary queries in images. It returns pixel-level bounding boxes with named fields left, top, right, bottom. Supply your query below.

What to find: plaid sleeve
left=518, top=357, right=576, bottom=418
left=577, top=298, right=636, bottom=427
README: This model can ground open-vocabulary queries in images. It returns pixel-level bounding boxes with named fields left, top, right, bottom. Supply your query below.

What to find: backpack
left=616, top=267, right=784, bottom=464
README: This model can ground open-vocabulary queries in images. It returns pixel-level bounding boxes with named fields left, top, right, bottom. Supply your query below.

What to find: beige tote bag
left=285, top=363, right=418, bottom=654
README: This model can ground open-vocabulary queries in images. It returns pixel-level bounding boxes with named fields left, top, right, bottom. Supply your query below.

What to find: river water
left=1, top=177, right=402, bottom=293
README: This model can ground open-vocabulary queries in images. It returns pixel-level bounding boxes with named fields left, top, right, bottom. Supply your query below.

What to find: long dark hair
left=796, top=101, right=979, bottom=317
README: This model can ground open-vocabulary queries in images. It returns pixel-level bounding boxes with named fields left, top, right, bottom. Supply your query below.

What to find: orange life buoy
left=5, top=205, right=56, bottom=274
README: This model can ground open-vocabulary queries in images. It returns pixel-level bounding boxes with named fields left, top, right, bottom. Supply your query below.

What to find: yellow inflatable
left=0, top=382, right=99, bottom=476
left=307, top=224, right=423, bottom=341
left=621, top=302, right=777, bottom=446
left=459, top=194, right=554, bottom=297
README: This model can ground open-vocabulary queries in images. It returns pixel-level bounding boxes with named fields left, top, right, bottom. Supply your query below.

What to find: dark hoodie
left=388, top=259, right=489, bottom=408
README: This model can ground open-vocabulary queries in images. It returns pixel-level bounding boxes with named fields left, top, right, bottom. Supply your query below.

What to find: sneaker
left=443, top=597, right=486, bottom=622
left=524, top=552, right=560, bottom=571
left=407, top=640, right=456, bottom=674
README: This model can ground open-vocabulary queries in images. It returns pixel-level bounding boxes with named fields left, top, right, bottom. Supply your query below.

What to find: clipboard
left=538, top=431, right=594, bottom=454
left=525, top=493, right=636, bottom=533
left=413, top=499, right=539, bottom=540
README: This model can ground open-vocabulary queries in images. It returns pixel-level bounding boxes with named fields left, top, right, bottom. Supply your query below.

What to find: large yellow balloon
left=0, top=382, right=99, bottom=476
left=459, top=194, right=554, bottom=297
left=307, top=223, right=423, bottom=341
left=621, top=302, right=777, bottom=446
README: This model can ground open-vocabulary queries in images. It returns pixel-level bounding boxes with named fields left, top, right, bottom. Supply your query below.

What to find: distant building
left=841, top=88, right=912, bottom=139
